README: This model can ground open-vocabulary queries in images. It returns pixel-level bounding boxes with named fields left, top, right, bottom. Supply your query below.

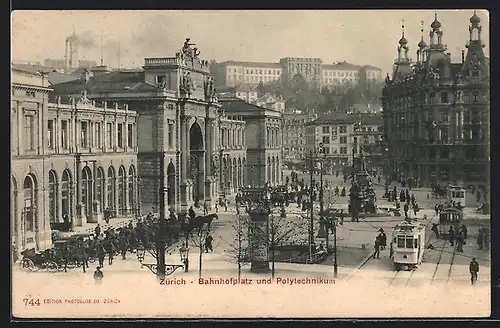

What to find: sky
left=11, top=10, right=489, bottom=75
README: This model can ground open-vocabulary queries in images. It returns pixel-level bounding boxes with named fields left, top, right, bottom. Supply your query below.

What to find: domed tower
left=416, top=21, right=428, bottom=63
left=392, top=20, right=412, bottom=81
left=462, top=10, right=489, bottom=79
left=429, top=12, right=445, bottom=51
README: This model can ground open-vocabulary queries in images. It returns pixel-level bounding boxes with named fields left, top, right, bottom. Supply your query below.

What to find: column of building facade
left=179, top=105, right=189, bottom=212
left=16, top=101, right=22, bottom=156
left=124, top=112, right=131, bottom=214
left=204, top=109, right=213, bottom=206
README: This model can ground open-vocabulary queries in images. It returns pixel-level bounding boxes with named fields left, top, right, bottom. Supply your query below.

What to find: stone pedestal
left=317, top=217, right=327, bottom=238
left=75, top=203, right=87, bottom=226
left=87, top=200, right=102, bottom=224
left=249, top=203, right=271, bottom=273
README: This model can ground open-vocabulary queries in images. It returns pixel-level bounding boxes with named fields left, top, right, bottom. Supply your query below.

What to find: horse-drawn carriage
left=20, top=248, right=59, bottom=273
left=270, top=185, right=290, bottom=206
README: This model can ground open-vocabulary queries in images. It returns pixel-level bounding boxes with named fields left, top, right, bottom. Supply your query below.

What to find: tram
left=447, top=185, right=466, bottom=207
left=391, top=220, right=426, bottom=271
left=438, top=206, right=463, bottom=238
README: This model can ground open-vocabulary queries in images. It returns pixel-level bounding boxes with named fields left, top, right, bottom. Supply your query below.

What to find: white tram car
left=391, top=220, right=426, bottom=271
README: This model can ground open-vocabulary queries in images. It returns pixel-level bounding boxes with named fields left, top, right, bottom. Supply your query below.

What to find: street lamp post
left=136, top=152, right=184, bottom=279
left=332, top=216, right=338, bottom=278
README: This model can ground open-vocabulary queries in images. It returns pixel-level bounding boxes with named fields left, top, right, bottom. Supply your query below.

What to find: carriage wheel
left=21, top=258, right=35, bottom=272
left=88, top=257, right=96, bottom=263
left=44, top=260, right=59, bottom=273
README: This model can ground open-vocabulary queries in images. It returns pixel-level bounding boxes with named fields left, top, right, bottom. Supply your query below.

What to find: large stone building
left=220, top=98, right=283, bottom=187
left=382, top=12, right=490, bottom=186
left=212, top=58, right=382, bottom=90
left=11, top=66, right=138, bottom=253
left=282, top=110, right=317, bottom=162
left=305, top=112, right=383, bottom=174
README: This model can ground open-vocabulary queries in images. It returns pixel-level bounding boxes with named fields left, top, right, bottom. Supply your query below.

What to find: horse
left=189, top=213, right=219, bottom=236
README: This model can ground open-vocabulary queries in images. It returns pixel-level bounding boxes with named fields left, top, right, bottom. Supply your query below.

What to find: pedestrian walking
left=205, top=234, right=214, bottom=253
left=469, top=258, right=479, bottom=285
left=373, top=237, right=381, bottom=259
left=404, top=203, right=409, bottom=219
left=477, top=227, right=484, bottom=250
left=431, top=223, right=440, bottom=239
left=459, top=224, right=468, bottom=240
left=448, top=226, right=455, bottom=246
left=97, top=244, right=105, bottom=268
left=94, top=267, right=104, bottom=284
left=378, top=229, right=387, bottom=250
left=94, top=224, right=101, bottom=238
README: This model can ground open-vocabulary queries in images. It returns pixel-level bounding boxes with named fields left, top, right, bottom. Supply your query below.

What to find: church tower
left=392, top=20, right=412, bottom=81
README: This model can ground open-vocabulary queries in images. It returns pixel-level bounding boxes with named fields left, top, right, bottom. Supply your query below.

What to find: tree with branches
left=188, top=224, right=213, bottom=278
left=267, top=211, right=309, bottom=279
left=223, top=214, right=251, bottom=279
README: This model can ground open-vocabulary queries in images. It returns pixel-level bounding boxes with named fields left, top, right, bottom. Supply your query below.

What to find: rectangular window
left=168, top=123, right=174, bottom=149
left=117, top=124, right=123, bottom=148
left=340, top=136, right=347, bottom=144
left=322, top=126, right=330, bottom=134
left=406, top=237, right=415, bottom=249
left=61, top=120, right=68, bottom=149
left=47, top=120, right=54, bottom=149
left=322, top=136, right=330, bottom=144
left=24, top=115, right=35, bottom=151
left=81, top=121, right=88, bottom=148
left=340, top=146, right=347, bottom=154
left=95, top=122, right=102, bottom=148
left=339, top=126, right=347, bottom=133
left=127, top=123, right=134, bottom=148
left=441, top=92, right=448, bottom=103
left=107, top=123, right=113, bottom=148
left=397, top=237, right=405, bottom=248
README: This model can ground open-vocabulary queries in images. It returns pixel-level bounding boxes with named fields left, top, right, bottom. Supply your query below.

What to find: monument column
left=249, top=202, right=271, bottom=273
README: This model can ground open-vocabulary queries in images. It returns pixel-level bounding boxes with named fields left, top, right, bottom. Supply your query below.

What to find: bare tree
left=188, top=224, right=213, bottom=278
left=223, top=214, right=251, bottom=279
left=268, top=211, right=309, bottom=279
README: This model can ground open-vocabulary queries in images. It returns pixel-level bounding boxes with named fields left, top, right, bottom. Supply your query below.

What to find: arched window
left=107, top=167, right=116, bottom=212
left=61, top=170, right=72, bottom=218
left=267, top=157, right=272, bottom=183
left=23, top=175, right=37, bottom=245
left=12, top=176, right=18, bottom=242
left=118, top=166, right=126, bottom=215
left=48, top=170, right=58, bottom=222
left=81, top=166, right=93, bottom=217
left=128, top=166, right=136, bottom=212
left=96, top=167, right=105, bottom=211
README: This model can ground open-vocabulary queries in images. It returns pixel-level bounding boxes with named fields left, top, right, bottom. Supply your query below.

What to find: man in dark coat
left=448, top=226, right=455, bottom=246
left=205, top=234, right=214, bottom=253
left=373, top=237, right=381, bottom=259
left=431, top=223, right=440, bottom=239
left=188, top=206, right=196, bottom=220
left=94, top=266, right=104, bottom=284
left=378, top=229, right=387, bottom=250
left=469, top=258, right=479, bottom=285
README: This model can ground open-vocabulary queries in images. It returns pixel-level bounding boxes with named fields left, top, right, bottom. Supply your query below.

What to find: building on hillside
left=279, top=57, right=323, bottom=89
left=282, top=110, right=316, bottom=162
left=11, top=66, right=138, bottom=255
left=359, top=65, right=383, bottom=90
left=212, top=59, right=382, bottom=91
left=322, top=61, right=361, bottom=92
left=51, top=41, right=227, bottom=214
left=220, top=99, right=283, bottom=187
left=211, top=61, right=282, bottom=88
left=382, top=12, right=490, bottom=187
left=254, top=94, right=286, bottom=112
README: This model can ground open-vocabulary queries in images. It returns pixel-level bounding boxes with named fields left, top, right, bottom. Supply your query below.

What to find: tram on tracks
left=438, top=206, right=463, bottom=238
left=391, top=220, right=426, bottom=271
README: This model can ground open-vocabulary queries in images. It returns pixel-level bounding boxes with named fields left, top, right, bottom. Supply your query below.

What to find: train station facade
left=11, top=67, right=138, bottom=252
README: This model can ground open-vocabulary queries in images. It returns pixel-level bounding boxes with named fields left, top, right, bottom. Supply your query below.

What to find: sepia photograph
left=11, top=9, right=491, bottom=318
